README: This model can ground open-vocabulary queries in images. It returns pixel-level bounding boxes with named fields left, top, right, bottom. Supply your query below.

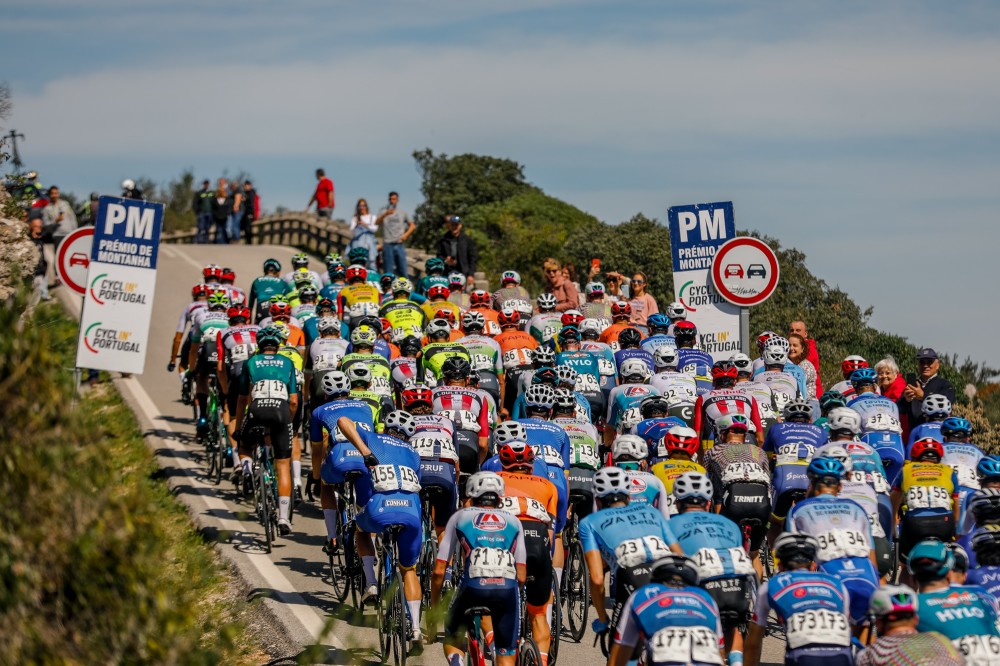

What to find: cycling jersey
left=410, top=429, right=460, bottom=528
left=290, top=303, right=316, bottom=322
left=491, top=286, right=532, bottom=318
left=552, top=417, right=602, bottom=470
left=420, top=342, right=471, bottom=382
left=311, top=398, right=378, bottom=485
left=301, top=316, right=348, bottom=347
left=606, top=384, right=660, bottom=431
left=176, top=300, right=208, bottom=335
left=580, top=301, right=612, bottom=331
left=736, top=381, right=781, bottom=432
left=193, top=309, right=229, bottom=343
left=614, top=583, right=724, bottom=666
left=640, top=333, right=676, bottom=357
left=307, top=337, right=348, bottom=372
left=579, top=503, right=678, bottom=580
left=768, top=441, right=814, bottom=521
left=458, top=334, right=504, bottom=378
left=580, top=340, right=617, bottom=384
left=556, top=349, right=603, bottom=395
left=416, top=274, right=448, bottom=297
left=340, top=351, right=392, bottom=397
left=827, top=379, right=858, bottom=401
left=752, top=362, right=808, bottom=399
left=763, top=421, right=828, bottom=455
left=857, top=632, right=964, bottom=666
left=218, top=324, right=259, bottom=381
left=496, top=470, right=558, bottom=526
left=527, top=312, right=563, bottom=344
left=248, top=275, right=286, bottom=316
left=649, top=372, right=698, bottom=409
left=420, top=299, right=462, bottom=324
left=281, top=269, right=322, bottom=292
left=389, top=356, right=424, bottom=391
left=753, top=571, right=852, bottom=664
left=909, top=421, right=945, bottom=448
left=469, top=306, right=502, bottom=337
left=850, top=392, right=903, bottom=434
left=967, top=567, right=1000, bottom=600
left=896, top=461, right=958, bottom=517
left=615, top=348, right=655, bottom=376
left=598, top=322, right=631, bottom=352
left=668, top=511, right=751, bottom=580
left=862, top=430, right=906, bottom=487
left=693, top=388, right=763, bottom=442
left=632, top=417, right=688, bottom=457
left=917, top=585, right=1000, bottom=640
left=623, top=470, right=671, bottom=520
left=319, top=282, right=344, bottom=303
left=676, top=348, right=713, bottom=394
left=494, top=329, right=538, bottom=370
left=238, top=352, right=298, bottom=459
left=651, top=460, right=706, bottom=511
left=337, top=282, right=380, bottom=319
left=752, top=369, right=801, bottom=413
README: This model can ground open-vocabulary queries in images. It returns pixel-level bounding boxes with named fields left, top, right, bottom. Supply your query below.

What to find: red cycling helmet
left=345, top=265, right=368, bottom=283
left=756, top=331, right=776, bottom=352
left=227, top=305, right=251, bottom=321
left=674, top=320, right=698, bottom=338
left=561, top=310, right=584, bottom=327
left=269, top=302, right=292, bottom=319
left=202, top=265, right=222, bottom=281
left=428, top=285, right=450, bottom=301
left=192, top=284, right=208, bottom=298
left=711, top=361, right=739, bottom=382
left=380, top=318, right=392, bottom=334
left=470, top=290, right=491, bottom=307
left=610, top=301, right=632, bottom=318
left=497, top=308, right=521, bottom=328
left=402, top=385, right=434, bottom=407
left=221, top=267, right=236, bottom=282
left=663, top=427, right=700, bottom=458
left=434, top=308, right=456, bottom=323
left=498, top=441, right=535, bottom=470
left=911, top=437, right=944, bottom=462
left=841, top=355, right=869, bottom=378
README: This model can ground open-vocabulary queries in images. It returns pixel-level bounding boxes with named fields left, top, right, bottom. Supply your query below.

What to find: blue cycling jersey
left=519, top=417, right=572, bottom=470
left=633, top=417, right=687, bottom=460
left=615, top=348, right=655, bottom=375
left=579, top=503, right=678, bottom=578
left=763, top=422, right=828, bottom=455
left=615, top=583, right=723, bottom=666
left=354, top=425, right=422, bottom=502
left=909, top=421, right=944, bottom=448
left=640, top=334, right=676, bottom=356
left=346, top=337, right=392, bottom=363
left=668, top=512, right=752, bottom=580
left=481, top=454, right=550, bottom=478
left=312, top=398, right=378, bottom=485
left=754, top=571, right=852, bottom=661
left=606, top=384, right=661, bottom=429
left=676, top=349, right=713, bottom=395
left=437, top=506, right=526, bottom=591
left=918, top=585, right=1000, bottom=639
left=968, top=567, right=1000, bottom=600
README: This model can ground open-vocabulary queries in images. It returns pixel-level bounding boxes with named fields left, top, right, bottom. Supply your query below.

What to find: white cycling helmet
left=384, top=410, right=416, bottom=438
left=653, top=346, right=678, bottom=369
left=579, top=318, right=603, bottom=336
left=532, top=347, right=556, bottom=365
left=762, top=342, right=789, bottom=366
left=466, top=471, right=504, bottom=500
left=122, top=178, right=135, bottom=190
left=922, top=394, right=952, bottom=418
left=729, top=352, right=753, bottom=374
left=316, top=316, right=340, bottom=334
left=425, top=318, right=452, bottom=339
left=585, top=282, right=605, bottom=296
left=346, top=365, right=372, bottom=386
left=620, top=358, right=651, bottom=382
left=537, top=293, right=557, bottom=311
left=593, top=466, right=631, bottom=499
left=665, top=302, right=687, bottom=320
left=818, top=444, right=854, bottom=473
left=320, top=371, right=351, bottom=396
left=494, top=421, right=527, bottom=445
left=827, top=407, right=862, bottom=435
left=612, top=434, right=648, bottom=462
left=462, top=310, right=486, bottom=331
left=673, top=471, right=713, bottom=503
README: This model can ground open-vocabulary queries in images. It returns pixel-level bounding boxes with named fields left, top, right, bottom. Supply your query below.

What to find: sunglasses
left=546, top=269, right=559, bottom=274
left=633, top=279, right=645, bottom=284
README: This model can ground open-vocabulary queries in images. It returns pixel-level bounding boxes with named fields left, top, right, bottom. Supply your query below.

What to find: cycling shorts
left=899, top=512, right=955, bottom=561
left=196, top=350, right=218, bottom=378
left=445, top=584, right=521, bottom=657
left=419, top=463, right=459, bottom=529
left=291, top=395, right=303, bottom=432
left=356, top=494, right=422, bottom=569
left=872, top=442, right=905, bottom=488
left=784, top=646, right=854, bottom=666
left=241, top=401, right=293, bottom=459
left=874, top=536, right=893, bottom=579
left=582, top=391, right=606, bottom=425
left=702, top=575, right=755, bottom=632
left=475, top=372, right=501, bottom=407
left=504, top=366, right=532, bottom=412
left=568, top=467, right=596, bottom=520
left=179, top=337, right=192, bottom=370
left=225, top=380, right=239, bottom=415
left=613, top=563, right=654, bottom=606
left=771, top=466, right=809, bottom=520
left=720, top=482, right=771, bottom=552
left=821, top=556, right=879, bottom=625
left=321, top=441, right=367, bottom=490
left=521, top=519, right=553, bottom=612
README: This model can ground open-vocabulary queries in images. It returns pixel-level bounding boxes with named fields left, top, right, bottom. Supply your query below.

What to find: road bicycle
left=519, top=569, right=561, bottom=665
left=328, top=471, right=363, bottom=605
left=377, top=525, right=411, bottom=666
left=560, top=495, right=590, bottom=642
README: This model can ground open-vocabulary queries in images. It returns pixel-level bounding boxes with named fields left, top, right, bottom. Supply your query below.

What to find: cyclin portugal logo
left=83, top=322, right=140, bottom=354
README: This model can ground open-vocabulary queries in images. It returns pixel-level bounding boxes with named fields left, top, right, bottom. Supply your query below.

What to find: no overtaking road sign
left=710, top=237, right=780, bottom=307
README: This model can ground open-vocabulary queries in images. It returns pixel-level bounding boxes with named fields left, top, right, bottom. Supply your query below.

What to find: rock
left=0, top=185, right=39, bottom=302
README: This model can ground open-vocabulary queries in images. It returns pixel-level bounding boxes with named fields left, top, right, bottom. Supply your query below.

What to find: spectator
left=876, top=357, right=907, bottom=402
left=602, top=270, right=630, bottom=300
left=28, top=218, right=49, bottom=303
left=210, top=185, right=230, bottom=244
left=898, top=347, right=956, bottom=433
left=541, top=257, right=579, bottom=313
left=789, top=319, right=822, bottom=395
left=788, top=333, right=818, bottom=400
left=307, top=168, right=334, bottom=218
left=627, top=270, right=658, bottom=328
left=192, top=179, right=213, bottom=243
left=436, top=215, right=477, bottom=289
left=77, top=192, right=100, bottom=227
left=241, top=180, right=259, bottom=245
left=42, top=186, right=77, bottom=251
left=347, top=198, right=378, bottom=270
left=228, top=180, right=244, bottom=244
left=375, top=191, right=415, bottom=279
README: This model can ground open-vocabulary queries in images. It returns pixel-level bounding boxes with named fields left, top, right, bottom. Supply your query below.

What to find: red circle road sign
left=56, top=226, right=95, bottom=295
left=710, top=237, right=780, bottom=307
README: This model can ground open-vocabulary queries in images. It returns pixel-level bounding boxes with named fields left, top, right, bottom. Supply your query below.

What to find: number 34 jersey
left=786, top=494, right=874, bottom=564
left=436, top=506, right=527, bottom=590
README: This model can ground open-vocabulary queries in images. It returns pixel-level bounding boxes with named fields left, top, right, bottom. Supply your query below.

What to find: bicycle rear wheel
left=548, top=573, right=561, bottom=665
left=391, top=569, right=408, bottom=666
left=562, top=540, right=589, bottom=642
left=260, top=468, right=274, bottom=553
left=212, top=410, right=227, bottom=485
left=329, top=508, right=349, bottom=602
left=377, top=554, right=392, bottom=658
left=418, top=533, right=437, bottom=609
left=518, top=637, right=542, bottom=666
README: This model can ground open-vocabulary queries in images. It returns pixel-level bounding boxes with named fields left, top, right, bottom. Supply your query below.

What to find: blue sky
left=5, top=0, right=1000, bottom=373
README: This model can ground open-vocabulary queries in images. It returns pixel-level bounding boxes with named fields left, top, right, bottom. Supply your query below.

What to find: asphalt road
left=82, top=242, right=787, bottom=665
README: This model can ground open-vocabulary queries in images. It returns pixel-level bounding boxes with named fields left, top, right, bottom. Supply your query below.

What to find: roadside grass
left=0, top=296, right=266, bottom=665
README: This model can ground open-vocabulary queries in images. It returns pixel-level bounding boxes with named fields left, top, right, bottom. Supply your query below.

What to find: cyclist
left=893, top=437, right=959, bottom=572
left=640, top=313, right=676, bottom=357
left=258, top=300, right=305, bottom=350
left=816, top=390, right=848, bottom=431
left=733, top=353, right=781, bottom=434
left=319, top=252, right=341, bottom=287
left=420, top=318, right=470, bottom=382
left=432, top=357, right=491, bottom=484
left=527, top=293, right=563, bottom=345
left=651, top=426, right=705, bottom=509
left=169, top=283, right=209, bottom=402
left=940, top=415, right=983, bottom=527
left=580, top=282, right=613, bottom=330
left=319, top=262, right=346, bottom=302
left=631, top=395, right=686, bottom=454
left=247, top=258, right=285, bottom=323
left=581, top=467, right=681, bottom=644
left=340, top=325, right=392, bottom=401
left=420, top=284, right=461, bottom=324
left=649, top=346, right=698, bottom=426
left=432, top=472, right=526, bottom=666
left=605, top=359, right=660, bottom=446
left=614, top=327, right=655, bottom=376
left=456, top=310, right=505, bottom=405
left=963, top=487, right=1000, bottom=565
left=611, top=434, right=671, bottom=519
left=848, top=368, right=903, bottom=435
left=494, top=307, right=538, bottom=412
left=281, top=252, right=320, bottom=290
left=745, top=533, right=851, bottom=666
left=786, top=457, right=880, bottom=629
left=233, top=326, right=299, bottom=535
left=290, top=285, right=318, bottom=324
left=673, top=321, right=713, bottom=395
left=408, top=407, right=460, bottom=541
left=598, top=301, right=633, bottom=352
left=217, top=304, right=259, bottom=463
left=664, top=301, right=688, bottom=332
left=390, top=336, right=425, bottom=394
left=416, top=257, right=447, bottom=297
left=346, top=246, right=376, bottom=282
left=858, top=584, right=965, bottom=666
left=555, top=325, right=604, bottom=420
left=191, top=290, right=232, bottom=437
left=552, top=389, right=601, bottom=519
left=579, top=317, right=618, bottom=395
left=752, top=338, right=804, bottom=410
left=908, top=394, right=952, bottom=448
left=828, top=355, right=869, bottom=400
left=467, top=289, right=501, bottom=336
left=516, top=346, right=556, bottom=396
left=491, top=270, right=532, bottom=320
left=445, top=272, right=470, bottom=310
left=969, top=525, right=1000, bottom=597
left=336, top=413, right=425, bottom=645
left=608, top=554, right=725, bottom=666
left=379, top=277, right=424, bottom=338
left=693, top=361, right=765, bottom=447
left=307, top=315, right=348, bottom=381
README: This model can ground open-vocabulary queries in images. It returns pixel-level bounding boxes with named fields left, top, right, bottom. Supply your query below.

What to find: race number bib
left=650, top=626, right=722, bottom=665
left=508, top=299, right=531, bottom=315
left=866, top=413, right=901, bottom=433
left=230, top=343, right=251, bottom=363
left=533, top=445, right=564, bottom=468
left=348, top=302, right=379, bottom=318
left=614, top=536, right=672, bottom=569
left=541, top=324, right=560, bottom=341
left=681, top=363, right=699, bottom=376
left=500, top=496, right=550, bottom=523
left=691, top=547, right=754, bottom=579
left=251, top=379, right=288, bottom=401
left=816, top=529, right=869, bottom=560
left=471, top=353, right=494, bottom=372
left=906, top=485, right=951, bottom=511
left=721, top=462, right=771, bottom=485
left=370, top=374, right=392, bottom=396
left=847, top=470, right=890, bottom=494
left=371, top=464, right=421, bottom=493
left=312, top=352, right=341, bottom=372
left=575, top=373, right=601, bottom=393
left=438, top=409, right=480, bottom=431
left=953, top=465, right=981, bottom=490
left=954, top=635, right=1000, bottom=666
left=785, top=609, right=850, bottom=649
left=502, top=348, right=531, bottom=369
left=597, top=358, right=615, bottom=376
left=468, top=547, right=517, bottom=580
left=411, top=434, right=459, bottom=464
left=572, top=443, right=600, bottom=470
left=776, top=443, right=814, bottom=466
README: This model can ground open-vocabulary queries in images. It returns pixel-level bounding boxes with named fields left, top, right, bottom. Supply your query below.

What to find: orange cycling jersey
left=470, top=307, right=502, bottom=337
left=281, top=323, right=305, bottom=349
left=421, top=329, right=464, bottom=345
left=498, top=471, right=558, bottom=524
left=599, top=321, right=636, bottom=350
left=495, top=330, right=538, bottom=369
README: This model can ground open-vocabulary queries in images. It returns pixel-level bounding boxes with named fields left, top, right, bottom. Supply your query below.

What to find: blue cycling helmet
left=907, top=539, right=953, bottom=580
left=977, top=456, right=1000, bottom=482
left=647, top=313, right=671, bottom=333
left=807, top=457, right=845, bottom=483
left=941, top=416, right=972, bottom=438
left=850, top=368, right=878, bottom=388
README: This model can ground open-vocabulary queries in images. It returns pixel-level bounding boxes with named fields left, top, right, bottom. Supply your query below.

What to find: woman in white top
left=347, top=198, right=378, bottom=270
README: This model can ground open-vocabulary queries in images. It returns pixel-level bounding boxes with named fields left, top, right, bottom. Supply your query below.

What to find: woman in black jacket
left=210, top=186, right=231, bottom=244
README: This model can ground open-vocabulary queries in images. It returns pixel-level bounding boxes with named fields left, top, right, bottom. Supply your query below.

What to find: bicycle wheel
left=260, top=468, right=274, bottom=553
left=518, top=637, right=543, bottom=666
left=548, top=573, right=561, bottom=666
left=418, top=535, right=437, bottom=609
left=377, top=554, right=392, bottom=658
left=329, top=509, right=349, bottom=603
left=212, top=410, right=227, bottom=485
left=392, top=569, right=409, bottom=666
left=562, top=540, right=589, bottom=642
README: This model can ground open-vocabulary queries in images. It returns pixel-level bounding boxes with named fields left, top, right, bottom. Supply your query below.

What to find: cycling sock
left=539, top=652, right=548, bottom=666
left=443, top=565, right=452, bottom=584
left=230, top=447, right=241, bottom=467
left=362, top=556, right=377, bottom=585
left=554, top=567, right=563, bottom=588
left=291, top=460, right=302, bottom=488
left=323, top=510, right=337, bottom=540
left=447, top=654, right=462, bottom=666
left=278, top=496, right=290, bottom=522
left=545, top=603, right=552, bottom=629
left=729, top=650, right=744, bottom=666
left=485, top=630, right=494, bottom=648
left=407, top=600, right=421, bottom=629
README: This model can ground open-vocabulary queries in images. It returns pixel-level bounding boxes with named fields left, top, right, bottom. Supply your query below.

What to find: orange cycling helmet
left=428, top=285, right=450, bottom=300
left=663, top=426, right=700, bottom=457
left=269, top=302, right=292, bottom=319
left=498, top=441, right=535, bottom=470
left=497, top=308, right=521, bottom=328
left=911, top=437, right=944, bottom=462
left=402, top=385, right=434, bottom=407
left=611, top=301, right=632, bottom=318
left=470, top=290, right=491, bottom=307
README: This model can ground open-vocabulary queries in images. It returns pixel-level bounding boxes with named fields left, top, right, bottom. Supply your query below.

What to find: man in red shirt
left=789, top=319, right=821, bottom=396
left=307, top=168, right=334, bottom=218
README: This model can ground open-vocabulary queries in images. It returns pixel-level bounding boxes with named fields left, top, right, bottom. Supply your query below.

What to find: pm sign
left=668, top=201, right=741, bottom=360
left=76, top=196, right=163, bottom=375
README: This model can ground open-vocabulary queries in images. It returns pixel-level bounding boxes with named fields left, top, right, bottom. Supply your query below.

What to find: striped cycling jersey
left=856, top=632, right=964, bottom=666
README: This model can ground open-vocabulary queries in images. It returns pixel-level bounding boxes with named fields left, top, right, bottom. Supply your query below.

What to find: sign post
left=667, top=201, right=741, bottom=361
left=709, top=236, right=781, bottom=354
left=75, top=196, right=163, bottom=375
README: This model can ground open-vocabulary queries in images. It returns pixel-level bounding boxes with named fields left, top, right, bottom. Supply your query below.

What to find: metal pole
left=740, top=307, right=751, bottom=355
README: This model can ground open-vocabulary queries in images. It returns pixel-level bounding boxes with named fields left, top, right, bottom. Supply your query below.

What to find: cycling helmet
left=470, top=290, right=491, bottom=307
left=579, top=319, right=602, bottom=339
left=646, top=313, right=671, bottom=334
left=291, top=252, right=309, bottom=269
left=380, top=275, right=397, bottom=292
left=324, top=252, right=341, bottom=266
left=653, top=346, right=678, bottom=369
left=537, top=293, right=557, bottom=311
left=426, top=257, right=446, bottom=274
left=593, top=466, right=631, bottom=499
left=639, top=395, right=672, bottom=418
left=427, top=284, right=450, bottom=301
left=767, top=336, right=790, bottom=354
left=620, top=358, right=651, bottom=382
left=554, top=365, right=578, bottom=389
left=673, top=320, right=697, bottom=342
left=561, top=310, right=584, bottom=328
left=941, top=416, right=972, bottom=438
left=425, top=318, right=452, bottom=340
left=263, top=258, right=282, bottom=273
left=772, top=532, right=820, bottom=566
left=673, top=471, right=713, bottom=503
left=978, top=457, right=1000, bottom=482
left=783, top=398, right=814, bottom=422
left=203, top=264, right=223, bottom=281
left=819, top=445, right=854, bottom=473
left=345, top=265, right=368, bottom=282
left=841, top=355, right=869, bottom=378
left=730, top=353, right=753, bottom=374
left=714, top=413, right=750, bottom=437
left=612, top=434, right=648, bottom=462
left=320, top=371, right=351, bottom=397
left=272, top=321, right=291, bottom=341
left=398, top=336, right=422, bottom=357
left=220, top=267, right=236, bottom=283
left=920, top=394, right=952, bottom=419
left=907, top=539, right=953, bottom=580
left=347, top=247, right=369, bottom=263
left=755, top=331, right=776, bottom=352
left=850, top=368, right=878, bottom=388
left=497, top=307, right=520, bottom=328
left=610, top=301, right=632, bottom=318
left=911, top=437, right=944, bottom=462
left=401, top=384, right=433, bottom=407
left=461, top=310, right=486, bottom=332
left=191, top=284, right=208, bottom=298
left=328, top=262, right=346, bottom=280
left=807, top=457, right=846, bottom=483
left=663, top=426, right=700, bottom=458
left=293, top=268, right=314, bottom=287
left=391, top=277, right=413, bottom=294
left=557, top=326, right=581, bottom=343
left=972, top=526, right=1000, bottom=566
left=969, top=488, right=1000, bottom=521
left=497, top=270, right=519, bottom=285
left=531, top=367, right=558, bottom=385
left=384, top=410, right=416, bottom=439
left=531, top=347, right=556, bottom=366
left=208, top=291, right=231, bottom=309
left=440, top=356, right=472, bottom=381
left=465, top=472, right=504, bottom=503
left=665, top=302, right=687, bottom=320
left=617, top=407, right=644, bottom=434
left=553, top=389, right=577, bottom=412
left=826, top=407, right=862, bottom=436
left=316, top=316, right=339, bottom=334
left=949, top=543, right=970, bottom=573
left=227, top=305, right=251, bottom=322
left=495, top=421, right=528, bottom=446
left=447, top=272, right=464, bottom=289
left=256, top=327, right=282, bottom=350
left=585, top=282, right=605, bottom=297
left=350, top=325, right=377, bottom=347
left=649, top=554, right=699, bottom=587
left=711, top=360, right=739, bottom=383
left=868, top=584, right=918, bottom=618
left=121, top=178, right=136, bottom=191
left=346, top=364, right=372, bottom=386
left=819, top=390, right=848, bottom=413
left=355, top=315, right=382, bottom=334
left=761, top=344, right=789, bottom=367
left=617, top=327, right=642, bottom=349
left=299, top=286, right=318, bottom=301
left=498, top=440, right=534, bottom=470
left=316, top=297, right=336, bottom=314
left=524, top=384, right=556, bottom=410
left=433, top=308, right=457, bottom=325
